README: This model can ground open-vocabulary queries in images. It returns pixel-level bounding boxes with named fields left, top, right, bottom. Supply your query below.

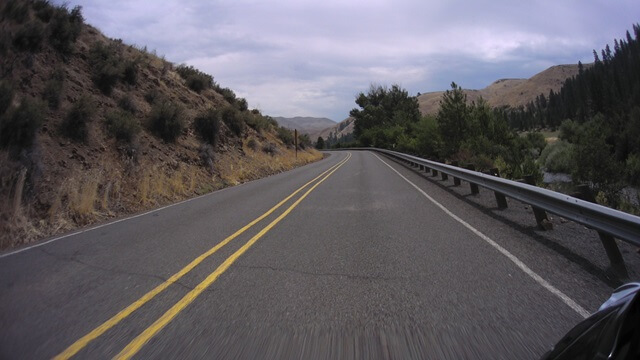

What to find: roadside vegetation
left=349, top=24, right=640, bottom=213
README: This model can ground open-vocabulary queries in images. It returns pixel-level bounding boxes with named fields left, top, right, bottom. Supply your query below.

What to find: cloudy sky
left=68, top=0, right=637, bottom=121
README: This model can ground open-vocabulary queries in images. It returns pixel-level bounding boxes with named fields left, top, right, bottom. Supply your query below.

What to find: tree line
left=347, top=24, right=640, bottom=210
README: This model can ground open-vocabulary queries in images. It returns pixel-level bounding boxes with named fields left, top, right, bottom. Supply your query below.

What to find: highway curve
left=0, top=151, right=619, bottom=359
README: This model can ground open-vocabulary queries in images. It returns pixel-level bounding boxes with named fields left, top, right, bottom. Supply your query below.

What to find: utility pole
left=294, top=129, right=298, bottom=159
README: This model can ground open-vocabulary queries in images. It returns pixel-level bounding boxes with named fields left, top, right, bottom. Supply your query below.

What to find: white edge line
left=0, top=154, right=335, bottom=259
left=373, top=153, right=591, bottom=319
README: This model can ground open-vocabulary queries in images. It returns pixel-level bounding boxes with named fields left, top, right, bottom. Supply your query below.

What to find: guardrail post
left=490, top=168, right=508, bottom=209
left=524, top=175, right=552, bottom=230
left=441, top=172, right=448, bottom=181
left=419, top=164, right=424, bottom=171
left=451, top=161, right=461, bottom=186
left=431, top=168, right=438, bottom=177
left=466, top=164, right=479, bottom=194
left=575, top=185, right=629, bottom=279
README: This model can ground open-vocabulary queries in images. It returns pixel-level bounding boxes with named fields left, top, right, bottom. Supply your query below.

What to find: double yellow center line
left=54, top=152, right=350, bottom=360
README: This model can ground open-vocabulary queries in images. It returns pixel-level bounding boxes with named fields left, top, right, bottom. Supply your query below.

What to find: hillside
left=312, top=64, right=586, bottom=145
left=0, top=1, right=321, bottom=250
left=417, top=64, right=587, bottom=114
left=273, top=116, right=336, bottom=135
left=311, top=117, right=355, bottom=145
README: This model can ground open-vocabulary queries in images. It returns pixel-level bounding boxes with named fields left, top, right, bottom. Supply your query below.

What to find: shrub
left=144, top=89, right=160, bottom=104
left=262, top=142, right=278, bottom=155
left=33, top=0, right=54, bottom=22
left=298, top=133, right=311, bottom=149
left=2, top=0, right=29, bottom=23
left=105, top=110, right=140, bottom=142
left=539, top=140, right=575, bottom=173
left=558, top=119, right=580, bottom=143
left=122, top=59, right=138, bottom=85
left=0, top=36, right=8, bottom=56
left=626, top=154, right=640, bottom=186
left=276, top=126, right=294, bottom=145
left=243, top=112, right=274, bottom=132
left=219, top=87, right=236, bottom=104
left=0, top=81, right=13, bottom=116
left=48, top=5, right=83, bottom=54
left=234, top=98, right=248, bottom=112
left=89, top=42, right=123, bottom=94
left=247, top=138, right=257, bottom=151
left=220, top=106, right=244, bottom=136
left=523, top=132, right=547, bottom=156
left=199, top=144, right=215, bottom=173
left=175, top=64, right=213, bottom=93
left=117, top=95, right=137, bottom=113
left=62, top=96, right=94, bottom=142
left=194, top=108, right=220, bottom=145
left=12, top=21, right=45, bottom=52
left=148, top=100, right=185, bottom=142
left=42, top=67, right=64, bottom=109
left=469, top=154, right=494, bottom=171
left=0, top=97, right=44, bottom=150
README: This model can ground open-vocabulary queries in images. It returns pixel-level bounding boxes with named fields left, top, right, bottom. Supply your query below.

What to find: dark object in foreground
left=541, top=283, right=640, bottom=360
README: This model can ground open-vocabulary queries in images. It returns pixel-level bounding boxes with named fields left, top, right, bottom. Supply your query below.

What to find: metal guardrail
left=337, top=147, right=640, bottom=278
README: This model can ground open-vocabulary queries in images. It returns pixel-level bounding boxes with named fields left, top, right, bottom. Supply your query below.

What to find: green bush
left=220, top=106, right=244, bottom=136
left=144, top=89, right=160, bottom=104
left=48, top=5, right=83, bottom=54
left=276, top=126, right=294, bottom=145
left=122, top=60, right=138, bottom=85
left=626, top=154, right=640, bottom=186
left=298, top=133, right=311, bottom=149
left=523, top=131, right=547, bottom=156
left=0, top=97, right=44, bottom=150
left=219, top=87, right=236, bottom=104
left=148, top=100, right=185, bottom=142
left=262, top=142, right=278, bottom=155
left=89, top=42, right=122, bottom=94
left=175, top=64, right=213, bottom=93
left=42, top=67, right=64, bottom=109
left=234, top=98, right=248, bottom=112
left=62, top=96, right=94, bottom=142
left=33, top=0, right=54, bottom=22
left=12, top=21, right=45, bottom=52
left=105, top=110, right=140, bottom=142
left=247, top=138, right=257, bottom=151
left=117, top=95, right=137, bottom=113
left=539, top=140, right=575, bottom=173
left=0, top=81, right=13, bottom=116
left=193, top=108, right=220, bottom=145
left=243, top=111, right=274, bottom=132
left=2, top=0, right=29, bottom=23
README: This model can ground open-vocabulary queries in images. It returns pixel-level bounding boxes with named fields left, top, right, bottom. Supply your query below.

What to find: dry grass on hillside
left=0, top=2, right=322, bottom=250
left=417, top=64, right=586, bottom=115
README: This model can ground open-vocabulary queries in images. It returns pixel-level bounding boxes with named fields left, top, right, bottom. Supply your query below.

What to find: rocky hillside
left=417, top=64, right=587, bottom=114
left=311, top=117, right=355, bottom=144
left=0, top=1, right=321, bottom=250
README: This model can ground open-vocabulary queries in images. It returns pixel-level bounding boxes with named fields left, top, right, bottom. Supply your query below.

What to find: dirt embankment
left=0, top=2, right=321, bottom=250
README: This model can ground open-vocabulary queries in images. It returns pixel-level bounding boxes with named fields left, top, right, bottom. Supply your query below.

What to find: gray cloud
left=69, top=0, right=638, bottom=121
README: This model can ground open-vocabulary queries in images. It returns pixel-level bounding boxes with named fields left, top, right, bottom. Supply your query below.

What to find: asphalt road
left=0, top=151, right=620, bottom=359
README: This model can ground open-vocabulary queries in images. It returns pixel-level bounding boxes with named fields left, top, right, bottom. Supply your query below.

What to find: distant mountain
left=417, top=64, right=589, bottom=115
left=273, top=116, right=336, bottom=135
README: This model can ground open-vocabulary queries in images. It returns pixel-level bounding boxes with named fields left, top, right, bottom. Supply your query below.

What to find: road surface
left=0, top=151, right=617, bottom=359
